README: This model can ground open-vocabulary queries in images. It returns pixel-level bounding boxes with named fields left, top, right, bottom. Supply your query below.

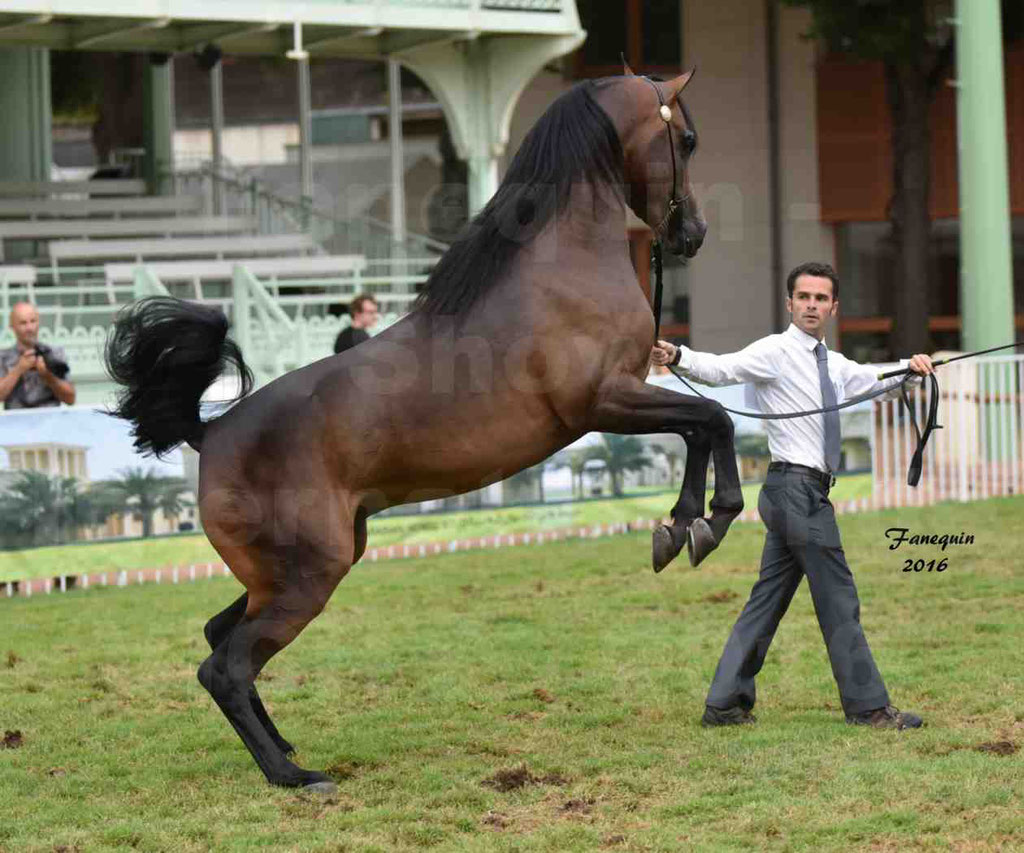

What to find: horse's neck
left=558, top=181, right=632, bottom=252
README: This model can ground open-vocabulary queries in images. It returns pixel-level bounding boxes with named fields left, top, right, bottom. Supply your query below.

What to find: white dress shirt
left=674, top=323, right=912, bottom=472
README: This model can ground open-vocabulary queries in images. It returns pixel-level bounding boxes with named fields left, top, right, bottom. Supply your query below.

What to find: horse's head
left=603, top=65, right=707, bottom=259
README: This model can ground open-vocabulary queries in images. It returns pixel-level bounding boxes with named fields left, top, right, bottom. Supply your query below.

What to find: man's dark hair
left=786, top=262, right=839, bottom=301
left=348, top=294, right=378, bottom=318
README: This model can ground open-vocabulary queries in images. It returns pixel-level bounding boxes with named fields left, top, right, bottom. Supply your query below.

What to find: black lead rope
left=651, top=239, right=664, bottom=342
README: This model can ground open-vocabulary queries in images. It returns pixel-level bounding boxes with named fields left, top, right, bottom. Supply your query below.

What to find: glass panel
left=642, top=0, right=681, bottom=68
left=577, top=0, right=627, bottom=68
left=837, top=216, right=1024, bottom=357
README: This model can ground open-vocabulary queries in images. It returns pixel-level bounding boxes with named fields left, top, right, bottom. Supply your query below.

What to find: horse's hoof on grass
left=303, top=780, right=338, bottom=795
left=687, top=518, right=717, bottom=567
left=652, top=524, right=685, bottom=573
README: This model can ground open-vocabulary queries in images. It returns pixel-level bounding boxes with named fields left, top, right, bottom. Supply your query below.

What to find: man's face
left=354, top=301, right=379, bottom=330
left=786, top=275, right=837, bottom=339
left=10, top=305, right=40, bottom=348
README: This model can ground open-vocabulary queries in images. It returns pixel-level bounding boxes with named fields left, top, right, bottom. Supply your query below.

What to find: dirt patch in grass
left=703, top=590, right=739, bottom=604
left=482, top=810, right=510, bottom=830
left=533, top=688, right=555, bottom=703
left=561, top=797, right=595, bottom=814
left=975, top=741, right=1017, bottom=756
left=2, top=730, right=24, bottom=749
left=507, top=710, right=546, bottom=721
left=325, top=758, right=379, bottom=781
left=917, top=740, right=1019, bottom=758
left=5, top=651, right=21, bottom=669
left=481, top=763, right=569, bottom=792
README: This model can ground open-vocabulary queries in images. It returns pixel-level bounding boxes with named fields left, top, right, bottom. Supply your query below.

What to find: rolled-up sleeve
left=676, top=338, right=781, bottom=387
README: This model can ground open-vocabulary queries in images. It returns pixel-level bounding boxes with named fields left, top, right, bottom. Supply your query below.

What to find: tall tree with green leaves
left=782, top=0, right=1021, bottom=356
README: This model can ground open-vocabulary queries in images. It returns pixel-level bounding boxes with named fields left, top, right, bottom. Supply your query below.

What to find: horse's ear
left=621, top=53, right=635, bottom=77
left=666, top=67, right=696, bottom=99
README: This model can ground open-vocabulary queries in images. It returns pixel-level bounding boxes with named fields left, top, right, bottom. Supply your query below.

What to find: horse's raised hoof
left=687, top=518, right=718, bottom=567
left=652, top=524, right=686, bottom=573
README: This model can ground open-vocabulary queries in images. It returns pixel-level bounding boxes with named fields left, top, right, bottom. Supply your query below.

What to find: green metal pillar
left=143, top=54, right=175, bottom=195
left=0, top=47, right=51, bottom=182
left=955, top=0, right=1014, bottom=352
left=401, top=32, right=584, bottom=216
left=464, top=39, right=500, bottom=215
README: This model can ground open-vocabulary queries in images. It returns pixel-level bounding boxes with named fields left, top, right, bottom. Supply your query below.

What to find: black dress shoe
left=701, top=705, right=757, bottom=727
left=846, top=705, right=923, bottom=730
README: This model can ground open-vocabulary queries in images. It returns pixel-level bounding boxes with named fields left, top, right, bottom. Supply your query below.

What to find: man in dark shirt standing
left=0, top=302, right=76, bottom=409
left=332, top=295, right=380, bottom=354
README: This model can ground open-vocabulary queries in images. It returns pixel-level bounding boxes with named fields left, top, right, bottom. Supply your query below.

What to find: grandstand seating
left=0, top=178, right=436, bottom=403
left=0, top=179, right=147, bottom=197
left=48, top=233, right=318, bottom=266
left=0, top=215, right=258, bottom=260
left=0, top=196, right=203, bottom=219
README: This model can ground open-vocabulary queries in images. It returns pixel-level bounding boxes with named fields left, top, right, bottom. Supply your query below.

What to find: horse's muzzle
left=672, top=219, right=706, bottom=258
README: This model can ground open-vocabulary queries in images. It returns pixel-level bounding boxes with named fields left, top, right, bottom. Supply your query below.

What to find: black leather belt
left=767, top=461, right=835, bottom=490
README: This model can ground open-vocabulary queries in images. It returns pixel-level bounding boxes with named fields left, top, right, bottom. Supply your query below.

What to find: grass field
left=0, top=475, right=874, bottom=583
left=1, top=494, right=1021, bottom=851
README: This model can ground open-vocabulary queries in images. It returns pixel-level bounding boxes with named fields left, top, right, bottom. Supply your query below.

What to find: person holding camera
left=0, top=302, right=76, bottom=409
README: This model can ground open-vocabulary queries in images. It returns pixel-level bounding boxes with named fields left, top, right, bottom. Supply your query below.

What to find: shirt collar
left=785, top=322, right=825, bottom=352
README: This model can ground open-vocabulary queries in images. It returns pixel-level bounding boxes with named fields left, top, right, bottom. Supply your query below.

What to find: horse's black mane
left=414, top=79, right=625, bottom=318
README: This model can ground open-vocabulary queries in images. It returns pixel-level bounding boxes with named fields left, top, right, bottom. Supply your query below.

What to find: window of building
left=835, top=217, right=1024, bottom=362
left=573, top=0, right=681, bottom=79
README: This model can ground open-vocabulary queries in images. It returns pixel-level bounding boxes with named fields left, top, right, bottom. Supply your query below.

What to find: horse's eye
left=683, top=130, right=696, bottom=155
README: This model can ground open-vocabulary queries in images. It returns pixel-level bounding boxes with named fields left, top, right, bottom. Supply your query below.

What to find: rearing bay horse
left=105, top=68, right=743, bottom=792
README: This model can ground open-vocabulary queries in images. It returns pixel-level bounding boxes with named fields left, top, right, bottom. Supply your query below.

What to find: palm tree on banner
left=590, top=435, right=650, bottom=498
left=0, top=471, right=61, bottom=547
left=83, top=480, right=128, bottom=537
left=56, top=476, right=96, bottom=543
left=109, top=467, right=189, bottom=538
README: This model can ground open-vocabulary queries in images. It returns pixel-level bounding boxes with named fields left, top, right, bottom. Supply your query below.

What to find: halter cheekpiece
left=642, top=76, right=683, bottom=237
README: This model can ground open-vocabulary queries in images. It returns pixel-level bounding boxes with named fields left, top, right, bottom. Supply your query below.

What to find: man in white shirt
left=652, top=262, right=933, bottom=730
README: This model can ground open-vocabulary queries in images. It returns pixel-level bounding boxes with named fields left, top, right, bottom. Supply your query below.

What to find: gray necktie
left=814, top=342, right=841, bottom=473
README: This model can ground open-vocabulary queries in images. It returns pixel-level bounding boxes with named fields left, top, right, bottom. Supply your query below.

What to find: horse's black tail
left=105, top=297, right=254, bottom=457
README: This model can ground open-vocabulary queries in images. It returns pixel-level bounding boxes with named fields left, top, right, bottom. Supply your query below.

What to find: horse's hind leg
left=198, top=536, right=352, bottom=791
left=203, top=593, right=295, bottom=756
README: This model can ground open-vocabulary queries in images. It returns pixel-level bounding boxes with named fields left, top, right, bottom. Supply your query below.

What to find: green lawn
left=0, top=474, right=874, bottom=583
left=1, top=496, right=1021, bottom=851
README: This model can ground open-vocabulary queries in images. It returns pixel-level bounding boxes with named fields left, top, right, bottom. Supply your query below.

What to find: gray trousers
left=705, top=468, right=890, bottom=716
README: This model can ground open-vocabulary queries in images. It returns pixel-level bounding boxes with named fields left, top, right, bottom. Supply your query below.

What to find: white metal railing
left=0, top=255, right=438, bottom=388
left=871, top=355, right=1023, bottom=507
left=168, top=161, right=449, bottom=263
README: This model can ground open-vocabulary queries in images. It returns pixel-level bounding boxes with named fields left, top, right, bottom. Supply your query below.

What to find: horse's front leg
left=584, top=377, right=743, bottom=571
